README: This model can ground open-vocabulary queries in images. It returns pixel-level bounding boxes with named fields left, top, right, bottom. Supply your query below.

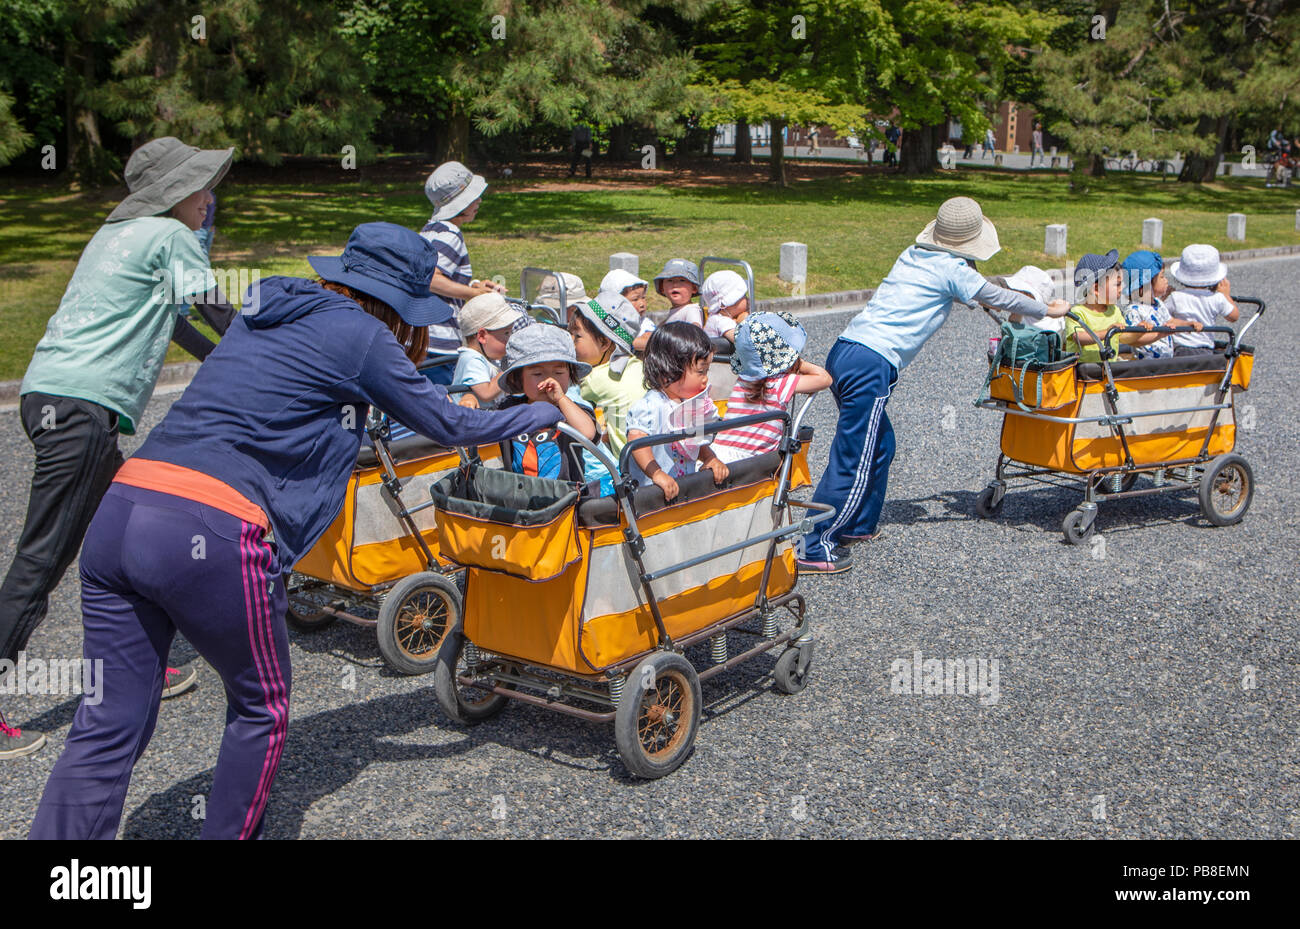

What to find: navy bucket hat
left=309, top=222, right=455, bottom=327
left=1072, top=248, right=1121, bottom=294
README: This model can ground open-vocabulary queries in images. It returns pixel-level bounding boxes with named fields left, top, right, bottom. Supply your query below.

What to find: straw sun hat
left=914, top=196, right=1001, bottom=262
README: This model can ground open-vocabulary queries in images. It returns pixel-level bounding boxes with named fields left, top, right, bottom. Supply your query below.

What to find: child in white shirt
left=624, top=321, right=729, bottom=500
left=601, top=268, right=656, bottom=351
left=452, top=292, right=525, bottom=408
left=1119, top=249, right=1202, bottom=359
left=653, top=259, right=704, bottom=328
left=1167, top=244, right=1239, bottom=356
left=700, top=269, right=750, bottom=340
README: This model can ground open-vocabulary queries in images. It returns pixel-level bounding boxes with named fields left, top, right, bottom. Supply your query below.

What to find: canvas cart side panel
left=1069, top=370, right=1237, bottom=470
left=293, top=445, right=501, bottom=590
left=462, top=538, right=593, bottom=673
left=579, top=476, right=797, bottom=670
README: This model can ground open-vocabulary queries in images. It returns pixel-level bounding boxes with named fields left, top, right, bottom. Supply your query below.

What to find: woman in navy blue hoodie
left=29, top=223, right=561, bottom=840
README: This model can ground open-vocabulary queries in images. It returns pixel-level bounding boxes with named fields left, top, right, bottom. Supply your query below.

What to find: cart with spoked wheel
left=285, top=405, right=502, bottom=675
left=973, top=299, right=1264, bottom=543
left=426, top=399, right=828, bottom=778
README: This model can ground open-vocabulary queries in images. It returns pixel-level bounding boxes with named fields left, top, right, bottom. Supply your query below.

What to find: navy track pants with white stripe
left=29, top=482, right=290, bottom=840
left=801, top=339, right=897, bottom=562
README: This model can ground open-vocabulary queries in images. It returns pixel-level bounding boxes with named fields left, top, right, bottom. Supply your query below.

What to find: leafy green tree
left=457, top=1, right=709, bottom=160
left=337, top=0, right=489, bottom=160
left=96, top=0, right=378, bottom=164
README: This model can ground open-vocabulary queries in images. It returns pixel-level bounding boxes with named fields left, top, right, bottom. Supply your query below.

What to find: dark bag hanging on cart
left=980, top=321, right=1073, bottom=412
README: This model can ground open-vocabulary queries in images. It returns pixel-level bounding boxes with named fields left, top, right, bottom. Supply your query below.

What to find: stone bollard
left=1044, top=224, right=1068, bottom=257
left=1050, top=155, right=1061, bottom=169
left=780, top=242, right=808, bottom=283
left=1142, top=218, right=1163, bottom=250
left=609, top=252, right=639, bottom=275
left=994, top=153, right=1004, bottom=167
left=1227, top=213, right=1246, bottom=242
left=1222, top=162, right=1232, bottom=177
left=1295, top=208, right=1299, bottom=232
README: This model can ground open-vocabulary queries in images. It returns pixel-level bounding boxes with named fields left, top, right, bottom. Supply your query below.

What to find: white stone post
left=779, top=242, right=807, bottom=283
left=1044, top=224, right=1068, bottom=258
left=1227, top=213, right=1246, bottom=242
left=1142, top=218, right=1163, bottom=250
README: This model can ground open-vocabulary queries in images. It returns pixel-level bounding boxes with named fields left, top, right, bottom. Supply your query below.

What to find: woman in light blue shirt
left=797, top=197, right=1068, bottom=574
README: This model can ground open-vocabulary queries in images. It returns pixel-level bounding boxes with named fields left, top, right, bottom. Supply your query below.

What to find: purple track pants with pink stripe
left=29, top=483, right=290, bottom=840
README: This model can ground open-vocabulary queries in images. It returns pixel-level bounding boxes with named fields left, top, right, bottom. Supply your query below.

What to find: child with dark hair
left=625, top=322, right=729, bottom=500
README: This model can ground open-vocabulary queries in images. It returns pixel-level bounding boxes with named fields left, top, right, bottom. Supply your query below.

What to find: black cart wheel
left=615, top=652, right=701, bottom=779
left=1199, top=454, right=1254, bottom=527
left=377, top=572, right=460, bottom=676
left=773, top=641, right=813, bottom=694
left=974, top=484, right=1004, bottom=519
left=1062, top=508, right=1096, bottom=545
left=433, top=623, right=509, bottom=724
left=286, top=578, right=338, bottom=632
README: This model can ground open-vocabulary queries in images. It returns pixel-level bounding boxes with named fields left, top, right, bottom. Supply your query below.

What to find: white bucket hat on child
left=459, top=292, right=525, bottom=340
left=915, top=196, right=1001, bottom=262
left=500, top=323, right=592, bottom=394
left=599, top=268, right=648, bottom=295
left=425, top=161, right=488, bottom=224
left=700, top=270, right=748, bottom=313
left=1169, top=244, right=1227, bottom=288
left=536, top=272, right=588, bottom=311
left=1002, top=266, right=1056, bottom=305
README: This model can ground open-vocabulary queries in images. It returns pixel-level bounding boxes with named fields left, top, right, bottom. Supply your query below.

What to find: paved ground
left=2, top=257, right=1296, bottom=839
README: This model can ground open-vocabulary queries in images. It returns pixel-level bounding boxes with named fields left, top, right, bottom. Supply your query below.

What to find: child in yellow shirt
left=1063, top=250, right=1161, bottom=363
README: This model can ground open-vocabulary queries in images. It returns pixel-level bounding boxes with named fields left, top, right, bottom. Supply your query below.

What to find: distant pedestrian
left=884, top=124, right=900, bottom=167
left=1031, top=123, right=1045, bottom=166
left=569, top=124, right=594, bottom=178
left=983, top=128, right=995, bottom=159
left=806, top=127, right=821, bottom=156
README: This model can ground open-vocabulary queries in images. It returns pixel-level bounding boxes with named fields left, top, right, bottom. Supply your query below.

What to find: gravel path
left=2, top=257, right=1296, bottom=839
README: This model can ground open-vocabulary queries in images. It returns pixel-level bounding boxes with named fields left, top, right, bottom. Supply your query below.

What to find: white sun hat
left=599, top=268, right=648, bottom=294
left=424, top=161, right=488, bottom=224
left=1169, top=244, right=1227, bottom=288
left=1002, top=265, right=1056, bottom=305
left=915, top=196, right=1001, bottom=262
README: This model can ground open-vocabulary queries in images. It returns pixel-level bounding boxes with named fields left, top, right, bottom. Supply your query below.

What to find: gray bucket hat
left=653, top=258, right=701, bottom=289
left=425, top=160, right=488, bottom=223
left=576, top=292, right=641, bottom=374
left=500, top=323, right=592, bottom=394
left=107, top=137, right=235, bottom=223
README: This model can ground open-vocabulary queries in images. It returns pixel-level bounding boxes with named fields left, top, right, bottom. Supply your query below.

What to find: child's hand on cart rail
left=701, top=455, right=729, bottom=486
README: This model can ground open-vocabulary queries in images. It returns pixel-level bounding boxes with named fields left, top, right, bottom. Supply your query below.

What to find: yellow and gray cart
left=427, top=401, right=829, bottom=778
left=974, top=299, right=1264, bottom=543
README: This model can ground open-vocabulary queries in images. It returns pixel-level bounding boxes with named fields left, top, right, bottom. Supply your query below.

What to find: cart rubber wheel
left=615, top=652, right=701, bottom=779
left=1061, top=508, right=1096, bottom=545
left=773, top=641, right=813, bottom=694
left=974, top=485, right=1004, bottom=519
left=377, top=572, right=460, bottom=676
left=286, top=580, right=338, bottom=632
left=1199, top=454, right=1254, bottom=527
left=433, top=624, right=509, bottom=724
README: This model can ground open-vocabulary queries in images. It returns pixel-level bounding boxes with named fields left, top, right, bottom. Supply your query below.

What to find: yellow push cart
left=286, top=411, right=501, bottom=675
left=974, top=299, right=1264, bottom=543
left=427, top=401, right=829, bottom=778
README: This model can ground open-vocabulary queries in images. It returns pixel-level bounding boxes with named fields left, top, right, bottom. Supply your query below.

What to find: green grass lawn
left=1, top=165, right=1297, bottom=380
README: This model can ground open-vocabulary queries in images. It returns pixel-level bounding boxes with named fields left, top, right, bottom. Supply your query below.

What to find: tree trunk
left=733, top=119, right=752, bottom=164
left=706, top=125, right=715, bottom=157
left=434, top=110, right=470, bottom=163
left=64, top=23, right=114, bottom=187
left=900, top=122, right=942, bottom=175
left=607, top=123, right=633, bottom=162
left=768, top=117, right=788, bottom=185
left=1179, top=114, right=1229, bottom=183
left=1085, top=153, right=1107, bottom=177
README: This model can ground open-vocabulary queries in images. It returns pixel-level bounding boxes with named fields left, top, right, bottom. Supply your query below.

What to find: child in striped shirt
left=713, top=312, right=831, bottom=465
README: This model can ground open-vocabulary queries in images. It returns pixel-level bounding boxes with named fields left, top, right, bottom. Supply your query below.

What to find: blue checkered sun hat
left=731, top=311, right=808, bottom=380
